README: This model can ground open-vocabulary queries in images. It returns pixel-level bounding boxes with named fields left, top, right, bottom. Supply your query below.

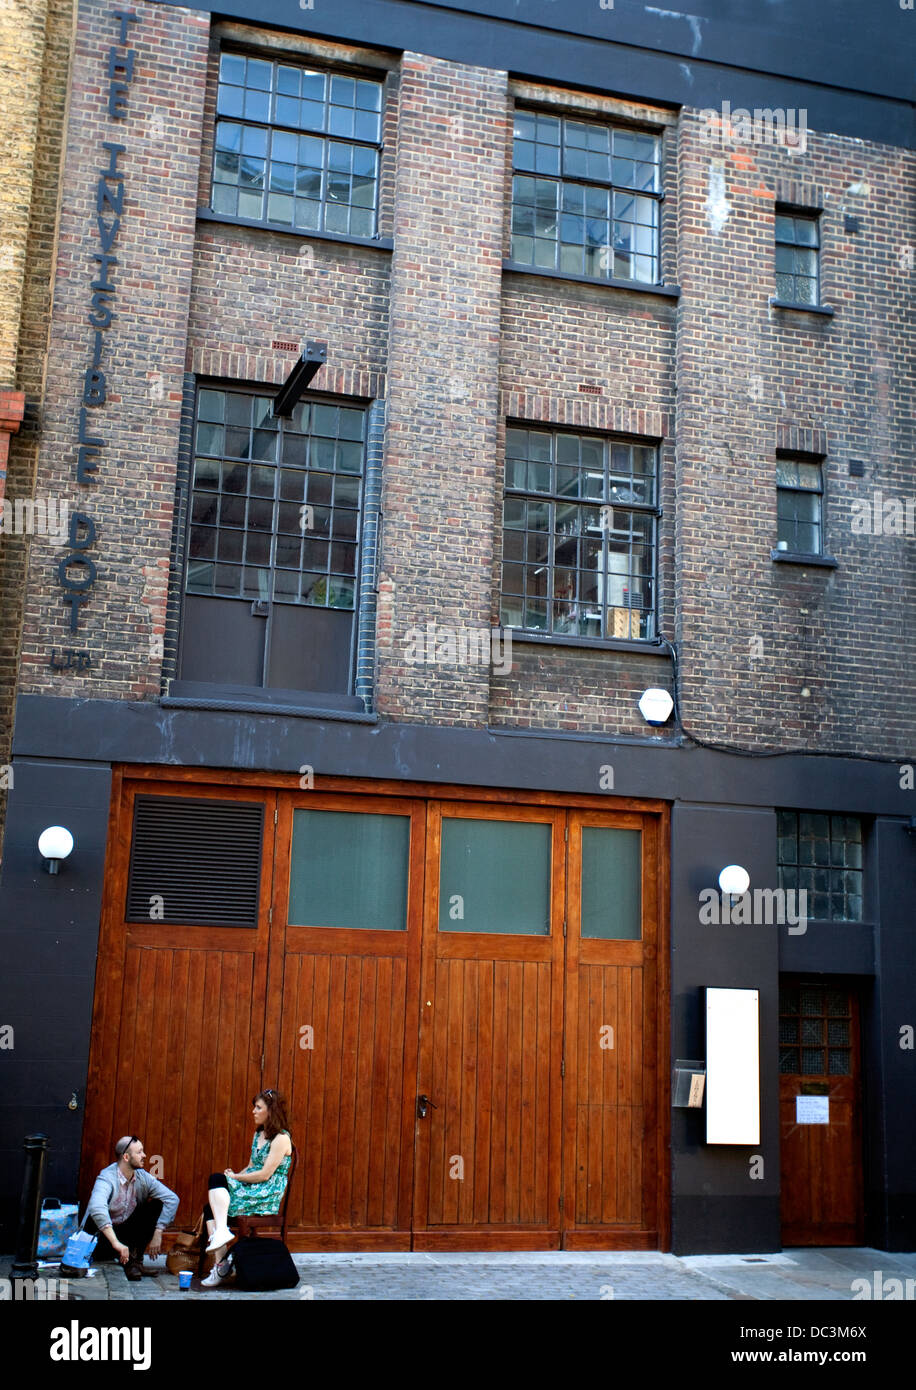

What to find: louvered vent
left=126, top=796, right=264, bottom=927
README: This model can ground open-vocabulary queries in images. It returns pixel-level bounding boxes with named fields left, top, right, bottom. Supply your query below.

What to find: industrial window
left=775, top=211, right=820, bottom=305
left=776, top=456, right=823, bottom=554
left=500, top=427, right=658, bottom=640
left=211, top=52, right=382, bottom=237
left=777, top=812, right=863, bottom=922
left=188, top=388, right=364, bottom=609
left=510, top=110, right=662, bottom=283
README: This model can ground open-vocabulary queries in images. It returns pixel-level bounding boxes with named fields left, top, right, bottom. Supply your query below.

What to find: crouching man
left=87, top=1135, right=179, bottom=1280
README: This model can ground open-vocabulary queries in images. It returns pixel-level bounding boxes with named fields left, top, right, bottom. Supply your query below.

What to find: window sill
left=162, top=681, right=375, bottom=721
left=769, top=298, right=835, bottom=317
left=503, top=260, right=680, bottom=299
left=196, top=208, right=394, bottom=252
left=771, top=550, right=838, bottom=569
left=506, top=630, right=671, bottom=656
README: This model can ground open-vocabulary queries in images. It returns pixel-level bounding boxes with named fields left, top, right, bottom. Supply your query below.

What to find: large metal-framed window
left=776, top=456, right=823, bottom=554
left=500, top=426, right=659, bottom=641
left=777, top=812, right=864, bottom=922
left=211, top=51, right=383, bottom=237
left=510, top=109, right=662, bottom=283
left=775, top=210, right=820, bottom=305
left=187, top=387, right=366, bottom=610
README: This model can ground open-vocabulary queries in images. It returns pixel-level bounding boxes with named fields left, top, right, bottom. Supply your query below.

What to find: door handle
left=417, top=1094, right=438, bottom=1119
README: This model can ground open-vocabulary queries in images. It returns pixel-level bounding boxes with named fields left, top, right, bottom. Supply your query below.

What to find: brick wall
left=0, top=0, right=74, bottom=837
left=673, top=111, right=915, bottom=755
left=374, top=54, right=507, bottom=728
left=7, top=14, right=914, bottom=756
left=15, top=0, right=209, bottom=700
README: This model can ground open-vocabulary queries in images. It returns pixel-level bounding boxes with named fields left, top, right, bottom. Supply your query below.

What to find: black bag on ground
left=231, top=1237, right=299, bottom=1292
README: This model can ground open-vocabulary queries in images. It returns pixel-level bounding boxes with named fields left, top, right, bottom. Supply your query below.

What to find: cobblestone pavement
left=5, top=1247, right=915, bottom=1302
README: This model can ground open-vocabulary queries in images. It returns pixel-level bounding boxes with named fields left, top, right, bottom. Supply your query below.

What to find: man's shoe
left=125, top=1259, right=144, bottom=1282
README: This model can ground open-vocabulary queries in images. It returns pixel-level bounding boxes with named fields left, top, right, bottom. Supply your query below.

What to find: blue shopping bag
left=37, top=1198, right=79, bottom=1260
left=62, top=1220, right=97, bottom=1271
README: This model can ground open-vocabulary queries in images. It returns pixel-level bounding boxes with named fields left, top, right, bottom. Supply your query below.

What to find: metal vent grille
left=126, top=796, right=264, bottom=927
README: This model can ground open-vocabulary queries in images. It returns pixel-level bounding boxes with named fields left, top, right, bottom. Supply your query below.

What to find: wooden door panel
left=81, top=778, right=273, bottom=1228
left=563, top=811, right=663, bottom=1248
left=422, top=957, right=555, bottom=1227
left=573, top=963, right=645, bottom=1226
left=270, top=791, right=425, bottom=1247
left=277, top=950, right=411, bottom=1231
left=413, top=802, right=565, bottom=1246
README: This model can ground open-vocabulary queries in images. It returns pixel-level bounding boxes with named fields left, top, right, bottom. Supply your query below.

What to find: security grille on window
left=776, top=456, right=823, bottom=554
left=777, top=812, right=863, bottom=921
left=212, top=53, right=382, bottom=237
left=500, top=427, right=658, bottom=640
left=188, top=389, right=364, bottom=609
left=510, top=111, right=661, bottom=283
left=775, top=211, right=819, bottom=305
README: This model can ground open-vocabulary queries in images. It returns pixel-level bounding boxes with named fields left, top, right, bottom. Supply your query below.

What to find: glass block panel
left=802, top=1048, right=825, bottom=1074
left=580, top=827, right=641, bottom=939
left=288, top=809, right=409, bottom=929
left=826, top=989, right=849, bottom=1016
left=439, top=817, right=551, bottom=934
left=780, top=985, right=799, bottom=1014
left=801, top=987, right=824, bottom=1015
left=828, top=1050, right=851, bottom=1075
left=802, top=1018, right=823, bottom=1044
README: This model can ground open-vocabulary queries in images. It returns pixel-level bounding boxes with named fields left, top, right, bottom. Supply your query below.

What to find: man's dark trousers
left=91, top=1198, right=163, bottom=1260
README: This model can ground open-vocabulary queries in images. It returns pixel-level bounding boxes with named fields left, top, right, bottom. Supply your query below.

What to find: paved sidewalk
left=5, top=1247, right=915, bottom=1301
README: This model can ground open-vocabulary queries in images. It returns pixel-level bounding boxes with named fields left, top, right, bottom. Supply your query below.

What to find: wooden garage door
left=83, top=775, right=667, bottom=1251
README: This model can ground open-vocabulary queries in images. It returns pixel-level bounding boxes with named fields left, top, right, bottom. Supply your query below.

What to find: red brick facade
left=10, top=0, right=915, bottom=756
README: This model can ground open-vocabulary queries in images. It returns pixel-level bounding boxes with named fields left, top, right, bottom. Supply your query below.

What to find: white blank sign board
left=706, top=987, right=760, bottom=1144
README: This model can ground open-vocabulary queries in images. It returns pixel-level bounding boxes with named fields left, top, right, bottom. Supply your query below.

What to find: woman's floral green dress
left=226, top=1130, right=292, bottom=1216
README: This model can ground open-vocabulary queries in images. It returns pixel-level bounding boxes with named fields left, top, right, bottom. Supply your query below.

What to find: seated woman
left=200, top=1088, right=293, bottom=1289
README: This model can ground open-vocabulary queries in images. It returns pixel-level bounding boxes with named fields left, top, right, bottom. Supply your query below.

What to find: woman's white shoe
left=205, top=1224, right=234, bottom=1253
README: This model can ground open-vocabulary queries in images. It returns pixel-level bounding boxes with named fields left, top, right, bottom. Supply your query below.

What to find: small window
left=212, top=52, right=383, bottom=237
left=289, top=809, right=410, bottom=930
left=775, top=211, right=819, bottom=305
left=438, top=817, right=552, bottom=934
left=500, top=427, right=659, bottom=640
left=777, top=812, right=864, bottom=922
left=510, top=110, right=662, bottom=283
left=776, top=456, right=823, bottom=554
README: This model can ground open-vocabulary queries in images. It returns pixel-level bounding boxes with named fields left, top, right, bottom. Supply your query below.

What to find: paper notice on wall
left=796, top=1095, right=829, bottom=1124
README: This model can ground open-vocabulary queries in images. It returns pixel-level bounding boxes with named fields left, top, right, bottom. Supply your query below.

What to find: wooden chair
left=229, top=1144, right=298, bottom=1246
left=197, top=1145, right=298, bottom=1275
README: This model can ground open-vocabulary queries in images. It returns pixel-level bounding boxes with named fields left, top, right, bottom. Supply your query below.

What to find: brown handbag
left=165, top=1213, right=215, bottom=1276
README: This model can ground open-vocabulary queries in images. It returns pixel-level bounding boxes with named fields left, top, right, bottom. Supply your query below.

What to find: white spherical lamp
left=38, top=826, right=74, bottom=875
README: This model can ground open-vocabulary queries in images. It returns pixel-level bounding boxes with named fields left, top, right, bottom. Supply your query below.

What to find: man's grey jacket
left=87, top=1163, right=180, bottom=1232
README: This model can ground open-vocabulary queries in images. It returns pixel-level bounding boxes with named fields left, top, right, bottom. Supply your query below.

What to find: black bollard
left=11, top=1133, right=48, bottom=1281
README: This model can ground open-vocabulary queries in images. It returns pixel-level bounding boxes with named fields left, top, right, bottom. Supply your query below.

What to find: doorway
left=779, top=977, right=864, bottom=1245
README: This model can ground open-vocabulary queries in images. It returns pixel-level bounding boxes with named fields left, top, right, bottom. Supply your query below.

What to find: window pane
left=439, top=817, right=551, bottom=934
left=288, top=809, right=409, bottom=930
left=580, top=827, right=642, bottom=939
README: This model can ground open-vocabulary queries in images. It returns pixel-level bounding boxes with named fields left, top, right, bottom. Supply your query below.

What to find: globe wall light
left=38, top=826, right=74, bottom=876
left=638, top=688, right=674, bottom=726
left=718, top=864, right=750, bottom=896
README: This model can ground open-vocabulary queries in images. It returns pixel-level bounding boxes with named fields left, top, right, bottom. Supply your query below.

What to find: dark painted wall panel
left=670, top=803, right=780, bottom=1254
left=149, top=0, right=915, bottom=147
left=0, top=762, right=112, bottom=1245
